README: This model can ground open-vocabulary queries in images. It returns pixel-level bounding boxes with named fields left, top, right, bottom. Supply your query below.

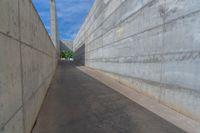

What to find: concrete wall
left=74, top=0, right=200, bottom=122
left=0, top=0, right=57, bottom=133
left=74, top=44, right=85, bottom=65
left=60, top=40, right=73, bottom=51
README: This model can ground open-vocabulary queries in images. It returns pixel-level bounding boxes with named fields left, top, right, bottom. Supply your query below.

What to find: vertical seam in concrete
left=18, top=0, right=25, bottom=132
left=158, top=0, right=166, bottom=103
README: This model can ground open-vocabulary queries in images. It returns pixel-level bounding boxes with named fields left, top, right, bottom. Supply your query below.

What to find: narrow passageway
left=32, top=61, right=185, bottom=133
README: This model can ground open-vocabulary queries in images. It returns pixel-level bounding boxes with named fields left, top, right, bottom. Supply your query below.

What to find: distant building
left=60, top=40, right=73, bottom=52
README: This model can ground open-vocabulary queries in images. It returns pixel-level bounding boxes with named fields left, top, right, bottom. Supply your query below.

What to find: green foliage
left=60, top=51, right=74, bottom=59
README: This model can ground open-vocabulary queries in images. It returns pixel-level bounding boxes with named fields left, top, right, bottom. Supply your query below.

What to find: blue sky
left=32, top=0, right=94, bottom=41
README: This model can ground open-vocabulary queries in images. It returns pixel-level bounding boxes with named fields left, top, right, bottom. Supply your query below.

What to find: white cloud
left=32, top=0, right=94, bottom=40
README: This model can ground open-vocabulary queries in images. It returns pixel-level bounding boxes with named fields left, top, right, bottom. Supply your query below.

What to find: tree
left=60, top=51, right=74, bottom=59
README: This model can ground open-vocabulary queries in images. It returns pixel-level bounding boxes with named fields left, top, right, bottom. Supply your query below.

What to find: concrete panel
left=0, top=34, right=22, bottom=127
left=30, top=5, right=42, bottom=49
left=21, top=44, right=41, bottom=102
left=159, top=12, right=200, bottom=122
left=21, top=44, right=54, bottom=102
left=160, top=84, right=200, bottom=122
left=164, top=0, right=200, bottom=22
left=104, top=0, right=124, bottom=19
left=24, top=75, right=51, bottom=133
left=19, top=0, right=31, bottom=45
left=85, top=0, right=164, bottom=49
left=163, top=12, right=200, bottom=53
left=0, top=0, right=19, bottom=39
left=0, top=0, right=57, bottom=133
left=161, top=57, right=200, bottom=91
left=0, top=109, right=23, bottom=133
left=24, top=95, right=38, bottom=133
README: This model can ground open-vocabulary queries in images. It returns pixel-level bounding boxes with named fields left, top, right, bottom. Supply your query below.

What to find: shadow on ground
left=74, top=44, right=85, bottom=66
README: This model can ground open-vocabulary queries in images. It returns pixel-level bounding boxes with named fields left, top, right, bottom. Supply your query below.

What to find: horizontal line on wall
left=75, top=1, right=200, bottom=50
left=0, top=69, right=55, bottom=132
left=0, top=31, right=54, bottom=58
left=75, top=0, right=111, bottom=41
left=86, top=50, right=200, bottom=63
left=84, top=0, right=157, bottom=49
left=74, top=0, right=133, bottom=49
left=91, top=68, right=200, bottom=94
left=85, top=9, right=200, bottom=54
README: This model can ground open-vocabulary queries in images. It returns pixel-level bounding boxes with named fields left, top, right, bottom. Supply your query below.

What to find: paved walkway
left=32, top=61, right=185, bottom=133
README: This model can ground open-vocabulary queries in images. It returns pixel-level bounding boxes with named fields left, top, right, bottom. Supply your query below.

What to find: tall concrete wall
left=60, top=40, right=73, bottom=51
left=0, top=0, right=57, bottom=133
left=74, top=0, right=200, bottom=122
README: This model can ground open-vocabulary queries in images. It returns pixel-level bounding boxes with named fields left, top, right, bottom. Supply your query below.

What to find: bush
left=60, top=51, right=74, bottom=59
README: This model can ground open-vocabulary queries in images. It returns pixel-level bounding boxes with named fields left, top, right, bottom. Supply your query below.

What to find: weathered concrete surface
left=32, top=61, right=185, bottom=133
left=0, top=0, right=57, bottom=133
left=78, top=66, right=200, bottom=133
left=73, top=0, right=200, bottom=122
